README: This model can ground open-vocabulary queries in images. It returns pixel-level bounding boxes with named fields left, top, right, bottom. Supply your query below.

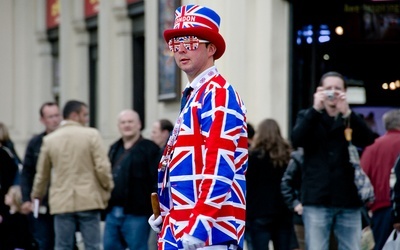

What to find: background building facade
left=0, top=0, right=290, bottom=156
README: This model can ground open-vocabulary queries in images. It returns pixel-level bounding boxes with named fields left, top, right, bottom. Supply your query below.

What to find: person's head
left=5, top=185, right=23, bottom=212
left=383, top=109, right=400, bottom=131
left=63, top=100, right=89, bottom=126
left=117, top=109, right=142, bottom=141
left=151, top=119, right=173, bottom=148
left=319, top=71, right=347, bottom=105
left=0, top=122, right=10, bottom=144
left=40, top=102, right=61, bottom=133
left=252, top=118, right=292, bottom=167
left=164, top=5, right=225, bottom=81
left=247, top=122, right=255, bottom=146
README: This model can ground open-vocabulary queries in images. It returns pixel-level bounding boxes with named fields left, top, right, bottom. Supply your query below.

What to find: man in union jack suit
left=148, top=4, right=248, bottom=250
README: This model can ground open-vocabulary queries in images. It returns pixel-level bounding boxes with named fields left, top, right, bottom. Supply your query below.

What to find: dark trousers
left=371, top=206, right=393, bottom=250
left=29, top=213, right=55, bottom=250
left=247, top=217, right=295, bottom=250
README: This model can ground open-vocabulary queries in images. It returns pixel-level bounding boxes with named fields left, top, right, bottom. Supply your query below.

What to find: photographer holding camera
left=291, top=71, right=377, bottom=250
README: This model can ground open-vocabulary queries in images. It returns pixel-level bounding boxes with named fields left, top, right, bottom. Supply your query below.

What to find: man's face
left=118, top=111, right=141, bottom=139
left=169, top=36, right=214, bottom=79
left=77, top=106, right=89, bottom=126
left=40, top=105, right=62, bottom=133
left=151, top=121, right=164, bottom=148
left=322, top=76, right=346, bottom=105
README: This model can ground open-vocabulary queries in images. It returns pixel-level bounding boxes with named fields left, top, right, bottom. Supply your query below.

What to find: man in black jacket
left=103, top=109, right=160, bottom=250
left=291, top=71, right=377, bottom=250
left=20, top=102, right=61, bottom=250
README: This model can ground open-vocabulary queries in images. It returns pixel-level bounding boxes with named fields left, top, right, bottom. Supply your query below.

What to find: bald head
left=118, top=109, right=140, bottom=122
left=117, top=109, right=142, bottom=140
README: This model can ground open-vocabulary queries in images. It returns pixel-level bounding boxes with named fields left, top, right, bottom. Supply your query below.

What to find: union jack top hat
left=164, top=5, right=226, bottom=60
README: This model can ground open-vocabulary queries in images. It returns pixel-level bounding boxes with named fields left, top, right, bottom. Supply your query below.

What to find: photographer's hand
left=313, top=87, right=326, bottom=111
left=336, top=91, right=351, bottom=117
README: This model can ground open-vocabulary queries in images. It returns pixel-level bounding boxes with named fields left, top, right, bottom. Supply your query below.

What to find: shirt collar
left=185, top=66, right=218, bottom=90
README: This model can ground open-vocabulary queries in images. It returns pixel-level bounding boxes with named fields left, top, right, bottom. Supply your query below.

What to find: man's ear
left=69, top=112, right=78, bottom=121
left=207, top=43, right=217, bottom=57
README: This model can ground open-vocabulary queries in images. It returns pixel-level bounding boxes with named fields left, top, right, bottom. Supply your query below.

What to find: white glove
left=182, top=233, right=205, bottom=250
left=148, top=214, right=162, bottom=233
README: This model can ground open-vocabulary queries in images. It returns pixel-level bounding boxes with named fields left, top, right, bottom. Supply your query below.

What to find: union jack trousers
left=157, top=67, right=248, bottom=250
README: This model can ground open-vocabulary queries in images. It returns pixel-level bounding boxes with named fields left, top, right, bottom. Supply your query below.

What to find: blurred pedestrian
left=103, top=109, right=160, bottom=250
left=149, top=118, right=173, bottom=250
left=247, top=122, right=255, bottom=146
left=0, top=121, right=22, bottom=167
left=360, top=109, right=400, bottom=250
left=150, top=118, right=173, bottom=151
left=31, top=100, right=114, bottom=250
left=0, top=133, right=20, bottom=250
left=246, top=118, right=297, bottom=250
left=2, top=185, right=35, bottom=250
left=20, top=101, right=61, bottom=250
left=291, top=71, right=377, bottom=250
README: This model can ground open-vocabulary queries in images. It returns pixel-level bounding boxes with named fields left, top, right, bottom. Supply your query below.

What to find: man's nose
left=178, top=42, right=187, bottom=52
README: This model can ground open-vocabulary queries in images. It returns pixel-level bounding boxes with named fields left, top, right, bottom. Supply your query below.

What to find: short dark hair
left=247, top=122, right=255, bottom=139
left=319, top=71, right=347, bottom=89
left=39, top=102, right=58, bottom=117
left=63, top=100, right=87, bottom=119
left=159, top=119, right=173, bottom=133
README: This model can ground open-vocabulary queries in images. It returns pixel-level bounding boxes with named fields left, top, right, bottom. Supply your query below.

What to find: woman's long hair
left=250, top=118, right=292, bottom=167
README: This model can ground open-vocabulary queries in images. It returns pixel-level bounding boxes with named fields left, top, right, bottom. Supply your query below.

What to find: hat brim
left=164, top=27, right=225, bottom=60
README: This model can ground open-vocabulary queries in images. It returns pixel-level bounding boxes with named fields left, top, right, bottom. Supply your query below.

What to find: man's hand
left=148, top=214, right=162, bottom=233
left=21, top=201, right=33, bottom=215
left=182, top=233, right=205, bottom=250
left=313, top=87, right=326, bottom=111
left=294, top=203, right=303, bottom=215
left=335, top=91, right=351, bottom=116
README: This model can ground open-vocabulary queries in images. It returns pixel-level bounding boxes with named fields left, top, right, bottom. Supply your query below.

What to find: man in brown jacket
left=31, top=100, right=114, bottom=250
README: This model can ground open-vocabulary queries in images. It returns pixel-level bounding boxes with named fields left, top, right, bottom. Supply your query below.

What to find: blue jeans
left=302, top=206, right=361, bottom=250
left=54, top=210, right=101, bottom=250
left=103, top=206, right=150, bottom=250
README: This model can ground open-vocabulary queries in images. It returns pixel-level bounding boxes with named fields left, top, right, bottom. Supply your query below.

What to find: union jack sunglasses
left=168, top=36, right=209, bottom=52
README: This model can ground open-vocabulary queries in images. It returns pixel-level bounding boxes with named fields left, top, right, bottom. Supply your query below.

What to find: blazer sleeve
left=31, top=140, right=52, bottom=199
left=91, top=130, right=114, bottom=192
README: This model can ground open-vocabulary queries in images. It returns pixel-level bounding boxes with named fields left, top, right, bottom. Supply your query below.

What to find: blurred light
left=396, top=80, right=400, bottom=88
left=323, top=54, right=330, bottom=60
left=318, top=24, right=330, bottom=43
left=296, top=24, right=333, bottom=45
left=347, top=87, right=366, bottom=104
left=335, top=26, right=344, bottom=35
left=319, top=25, right=330, bottom=35
left=389, top=82, right=396, bottom=90
left=296, top=37, right=302, bottom=45
left=382, top=83, right=388, bottom=89
left=319, top=36, right=330, bottom=43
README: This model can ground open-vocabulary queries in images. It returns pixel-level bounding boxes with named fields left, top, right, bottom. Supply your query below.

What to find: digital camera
left=324, top=90, right=335, bottom=100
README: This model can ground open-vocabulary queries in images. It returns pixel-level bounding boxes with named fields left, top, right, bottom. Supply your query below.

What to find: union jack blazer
left=157, top=67, right=248, bottom=249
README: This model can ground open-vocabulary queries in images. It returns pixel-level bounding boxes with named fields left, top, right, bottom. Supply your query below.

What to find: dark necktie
left=180, top=87, right=193, bottom=111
